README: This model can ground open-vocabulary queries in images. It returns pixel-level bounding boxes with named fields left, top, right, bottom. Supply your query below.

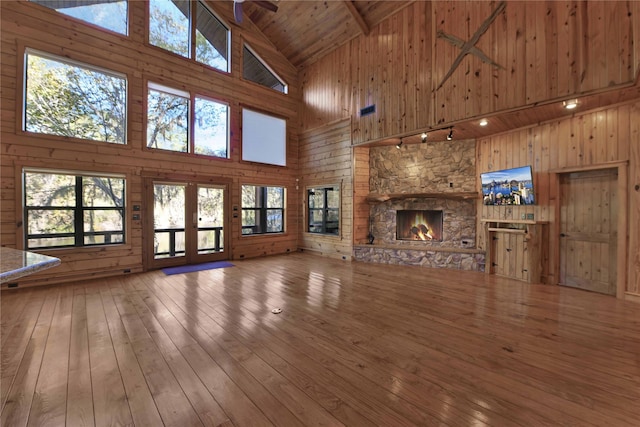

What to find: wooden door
left=559, top=169, right=617, bottom=295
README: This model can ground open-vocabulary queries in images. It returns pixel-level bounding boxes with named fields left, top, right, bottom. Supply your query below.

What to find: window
left=307, top=186, right=340, bottom=235
left=24, top=170, right=125, bottom=249
left=30, top=0, right=128, bottom=35
left=149, top=0, right=229, bottom=73
left=241, top=185, right=284, bottom=235
left=243, top=45, right=287, bottom=93
left=242, top=108, right=286, bottom=166
left=147, top=82, right=229, bottom=158
left=24, top=50, right=127, bottom=144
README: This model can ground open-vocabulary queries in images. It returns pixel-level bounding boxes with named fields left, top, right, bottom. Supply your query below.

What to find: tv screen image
left=481, top=165, right=535, bottom=205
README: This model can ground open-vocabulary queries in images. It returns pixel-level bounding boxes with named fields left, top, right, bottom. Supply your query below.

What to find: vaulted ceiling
left=244, top=0, right=413, bottom=68
left=238, top=0, right=640, bottom=147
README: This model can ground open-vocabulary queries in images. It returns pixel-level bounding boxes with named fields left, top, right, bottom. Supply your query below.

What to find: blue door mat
left=162, top=261, right=234, bottom=275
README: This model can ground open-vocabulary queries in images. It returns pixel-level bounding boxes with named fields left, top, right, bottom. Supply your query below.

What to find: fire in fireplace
left=396, top=210, right=443, bottom=241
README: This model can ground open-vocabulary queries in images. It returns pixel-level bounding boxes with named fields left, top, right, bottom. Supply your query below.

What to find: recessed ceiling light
left=563, top=99, right=578, bottom=110
left=479, top=118, right=488, bottom=127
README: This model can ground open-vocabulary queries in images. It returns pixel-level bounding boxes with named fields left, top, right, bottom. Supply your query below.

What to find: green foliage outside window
left=24, top=171, right=125, bottom=249
left=25, top=52, right=127, bottom=144
left=150, top=0, right=229, bottom=72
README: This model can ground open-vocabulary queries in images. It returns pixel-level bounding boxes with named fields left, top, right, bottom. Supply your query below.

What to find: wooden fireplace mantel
left=365, top=191, right=480, bottom=203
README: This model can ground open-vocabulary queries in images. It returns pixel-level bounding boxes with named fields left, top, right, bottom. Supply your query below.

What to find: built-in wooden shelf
left=365, top=191, right=480, bottom=203
left=482, top=219, right=548, bottom=283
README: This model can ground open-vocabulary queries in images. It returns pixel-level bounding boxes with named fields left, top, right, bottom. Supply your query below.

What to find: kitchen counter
left=0, top=247, right=61, bottom=285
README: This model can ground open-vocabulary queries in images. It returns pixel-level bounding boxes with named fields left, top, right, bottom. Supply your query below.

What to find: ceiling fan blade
left=233, top=1, right=243, bottom=23
left=252, top=0, right=278, bottom=13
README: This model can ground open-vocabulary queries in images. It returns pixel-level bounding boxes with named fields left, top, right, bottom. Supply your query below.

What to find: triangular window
left=243, top=45, right=287, bottom=94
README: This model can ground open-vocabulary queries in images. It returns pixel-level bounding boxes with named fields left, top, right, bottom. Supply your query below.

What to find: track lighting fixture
left=446, top=127, right=454, bottom=141
left=421, top=133, right=428, bottom=143
left=396, top=139, right=403, bottom=149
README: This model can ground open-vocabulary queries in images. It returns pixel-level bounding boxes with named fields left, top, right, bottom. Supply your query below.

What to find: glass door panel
left=197, top=185, right=225, bottom=255
left=147, top=179, right=228, bottom=269
left=153, top=183, right=186, bottom=260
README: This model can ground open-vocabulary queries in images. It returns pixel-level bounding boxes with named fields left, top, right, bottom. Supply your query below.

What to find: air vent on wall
left=360, top=104, right=376, bottom=116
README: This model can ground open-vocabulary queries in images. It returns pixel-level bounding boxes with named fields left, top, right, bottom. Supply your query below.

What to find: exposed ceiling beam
left=343, top=1, right=369, bottom=36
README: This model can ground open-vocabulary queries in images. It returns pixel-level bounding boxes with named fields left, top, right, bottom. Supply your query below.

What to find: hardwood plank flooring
left=2, top=253, right=640, bottom=426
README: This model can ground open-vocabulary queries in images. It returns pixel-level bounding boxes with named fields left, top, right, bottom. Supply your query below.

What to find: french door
left=145, top=179, right=229, bottom=269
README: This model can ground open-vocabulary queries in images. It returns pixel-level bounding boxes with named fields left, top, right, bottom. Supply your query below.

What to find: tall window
left=241, top=185, right=284, bottom=235
left=147, top=82, right=229, bottom=158
left=24, top=170, right=126, bottom=249
left=24, top=50, right=127, bottom=144
left=243, top=45, right=287, bottom=93
left=307, top=186, right=340, bottom=235
left=149, top=0, right=230, bottom=73
left=29, top=0, right=128, bottom=35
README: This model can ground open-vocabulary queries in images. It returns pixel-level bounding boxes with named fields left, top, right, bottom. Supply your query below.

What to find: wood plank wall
left=476, top=101, right=640, bottom=296
left=352, top=145, right=370, bottom=246
left=0, top=1, right=300, bottom=286
left=299, top=1, right=640, bottom=297
left=300, top=1, right=639, bottom=143
left=298, top=119, right=353, bottom=259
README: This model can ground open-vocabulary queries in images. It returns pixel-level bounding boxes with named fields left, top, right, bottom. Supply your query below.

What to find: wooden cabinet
left=482, top=220, right=547, bottom=283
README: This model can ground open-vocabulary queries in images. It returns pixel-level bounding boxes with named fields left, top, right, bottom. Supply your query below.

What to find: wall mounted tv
left=481, top=165, right=535, bottom=205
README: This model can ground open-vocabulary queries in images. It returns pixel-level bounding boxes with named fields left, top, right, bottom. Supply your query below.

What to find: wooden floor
left=2, top=253, right=640, bottom=427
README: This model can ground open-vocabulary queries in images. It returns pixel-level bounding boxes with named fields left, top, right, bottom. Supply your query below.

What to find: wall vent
left=360, top=104, right=376, bottom=116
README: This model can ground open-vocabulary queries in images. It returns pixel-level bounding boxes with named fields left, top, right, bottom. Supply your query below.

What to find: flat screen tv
left=481, top=165, right=535, bottom=205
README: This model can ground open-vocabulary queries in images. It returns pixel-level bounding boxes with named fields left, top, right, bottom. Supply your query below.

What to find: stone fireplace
left=354, top=139, right=485, bottom=271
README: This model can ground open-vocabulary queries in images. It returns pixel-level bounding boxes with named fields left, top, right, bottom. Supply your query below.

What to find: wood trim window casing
left=19, top=45, right=130, bottom=147
left=240, top=184, right=286, bottom=236
left=15, top=163, right=134, bottom=254
left=305, top=184, right=341, bottom=237
left=146, top=0, right=231, bottom=74
left=144, top=79, right=231, bottom=160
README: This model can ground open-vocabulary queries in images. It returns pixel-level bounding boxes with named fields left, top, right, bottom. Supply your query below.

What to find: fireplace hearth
left=396, top=210, right=443, bottom=241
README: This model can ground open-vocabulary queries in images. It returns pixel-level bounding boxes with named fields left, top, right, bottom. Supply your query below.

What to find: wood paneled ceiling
left=237, top=0, right=640, bottom=146
left=244, top=0, right=413, bottom=68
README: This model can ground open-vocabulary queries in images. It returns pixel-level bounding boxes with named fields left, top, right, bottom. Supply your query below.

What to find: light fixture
left=421, top=133, right=428, bottom=143
left=563, top=99, right=578, bottom=110
left=446, top=127, right=453, bottom=141
left=396, top=139, right=403, bottom=149
left=479, top=118, right=488, bottom=127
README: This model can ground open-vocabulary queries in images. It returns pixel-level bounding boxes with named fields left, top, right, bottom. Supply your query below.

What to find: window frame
left=306, top=185, right=341, bottom=236
left=148, top=0, right=231, bottom=73
left=22, top=48, right=128, bottom=145
left=23, top=168, right=127, bottom=250
left=241, top=185, right=285, bottom=236
left=145, top=81, right=230, bottom=159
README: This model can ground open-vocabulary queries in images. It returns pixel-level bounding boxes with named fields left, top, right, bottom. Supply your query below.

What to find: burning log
left=410, top=224, right=433, bottom=240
